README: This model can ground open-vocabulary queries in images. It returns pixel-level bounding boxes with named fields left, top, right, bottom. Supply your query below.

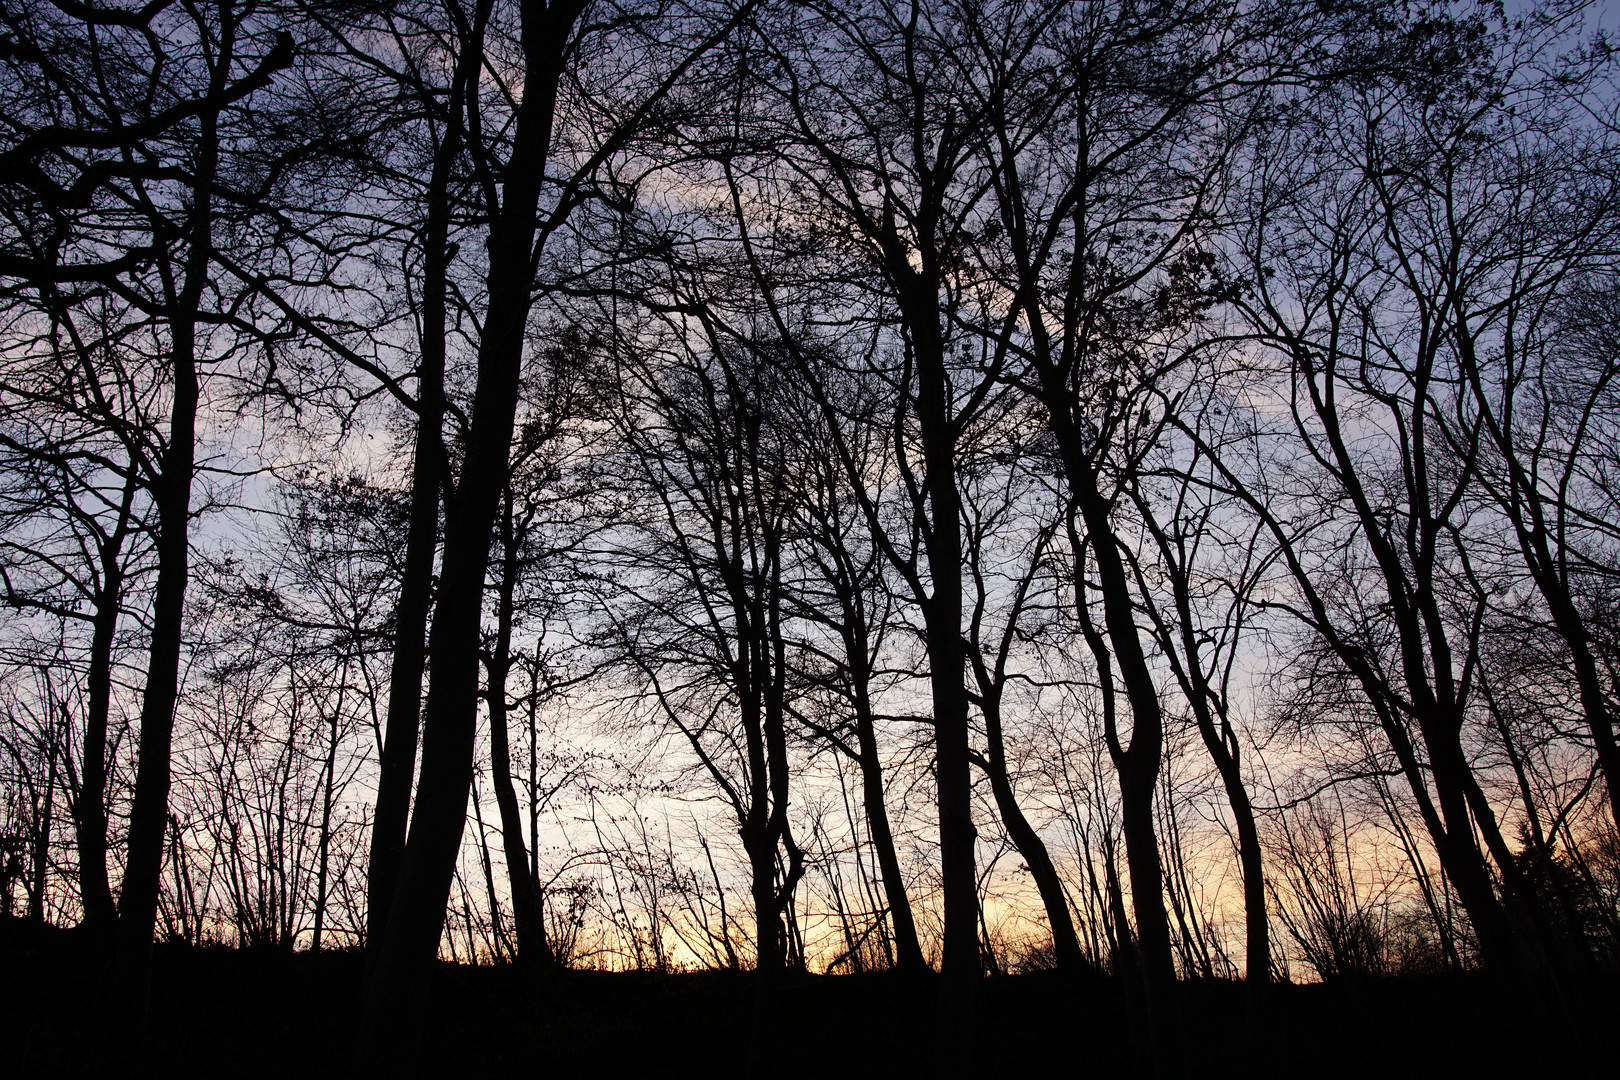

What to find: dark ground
left=2, top=918, right=1612, bottom=1078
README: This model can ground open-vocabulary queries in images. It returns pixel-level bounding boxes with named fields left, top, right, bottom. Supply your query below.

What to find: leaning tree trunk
left=1453, top=321, right=1620, bottom=835
left=1158, top=639, right=1268, bottom=988
left=848, top=670, right=926, bottom=973
left=977, top=694, right=1088, bottom=975
left=355, top=5, right=578, bottom=1073
left=817, top=465, right=927, bottom=974
left=1071, top=479, right=1176, bottom=988
left=1021, top=284, right=1177, bottom=1014
left=1142, top=522, right=1270, bottom=988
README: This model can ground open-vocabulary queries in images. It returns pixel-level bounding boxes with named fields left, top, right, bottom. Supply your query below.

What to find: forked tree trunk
left=1067, top=486, right=1177, bottom=986
left=1066, top=502, right=1182, bottom=1079
left=356, top=4, right=581, bottom=1073
left=363, top=12, right=469, bottom=957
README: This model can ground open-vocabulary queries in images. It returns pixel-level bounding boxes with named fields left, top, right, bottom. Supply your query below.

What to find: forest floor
left=2, top=917, right=1611, bottom=1078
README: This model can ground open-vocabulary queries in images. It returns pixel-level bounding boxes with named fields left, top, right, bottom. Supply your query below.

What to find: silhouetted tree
left=356, top=3, right=751, bottom=1072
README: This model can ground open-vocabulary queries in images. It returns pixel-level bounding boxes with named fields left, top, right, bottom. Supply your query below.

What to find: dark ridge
left=2, top=922, right=1610, bottom=1079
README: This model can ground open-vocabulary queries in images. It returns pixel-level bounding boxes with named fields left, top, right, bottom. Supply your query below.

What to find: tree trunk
left=356, top=4, right=578, bottom=1072
left=113, top=86, right=211, bottom=1028
left=737, top=645, right=786, bottom=979
left=1067, top=503, right=1181, bottom=1077
left=851, top=693, right=926, bottom=973
left=113, top=316, right=198, bottom=1005
left=1454, top=314, right=1620, bottom=834
left=1070, top=481, right=1176, bottom=987
left=1420, top=715, right=1521, bottom=964
left=898, top=280, right=977, bottom=989
left=976, top=697, right=1087, bottom=975
left=484, top=489, right=550, bottom=968
left=761, top=556, right=804, bottom=957
left=74, top=484, right=132, bottom=937
left=1522, top=546, right=1620, bottom=837
left=896, top=281, right=979, bottom=1077
left=29, top=712, right=60, bottom=924
left=1225, top=762, right=1268, bottom=985
left=1138, top=515, right=1269, bottom=986
left=814, top=454, right=926, bottom=974
left=1183, top=696, right=1266, bottom=986
left=363, top=30, right=463, bottom=959
left=313, top=671, right=346, bottom=952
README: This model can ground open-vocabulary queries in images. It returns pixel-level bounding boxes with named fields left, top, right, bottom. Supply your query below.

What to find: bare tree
left=1213, top=6, right=1620, bottom=987
left=781, top=366, right=929, bottom=974
left=0, top=0, right=308, bottom=1035
left=0, top=304, right=149, bottom=936
left=356, top=3, right=751, bottom=1072
left=963, top=3, right=1275, bottom=1066
left=713, top=4, right=1023, bottom=1028
left=602, top=327, right=807, bottom=976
